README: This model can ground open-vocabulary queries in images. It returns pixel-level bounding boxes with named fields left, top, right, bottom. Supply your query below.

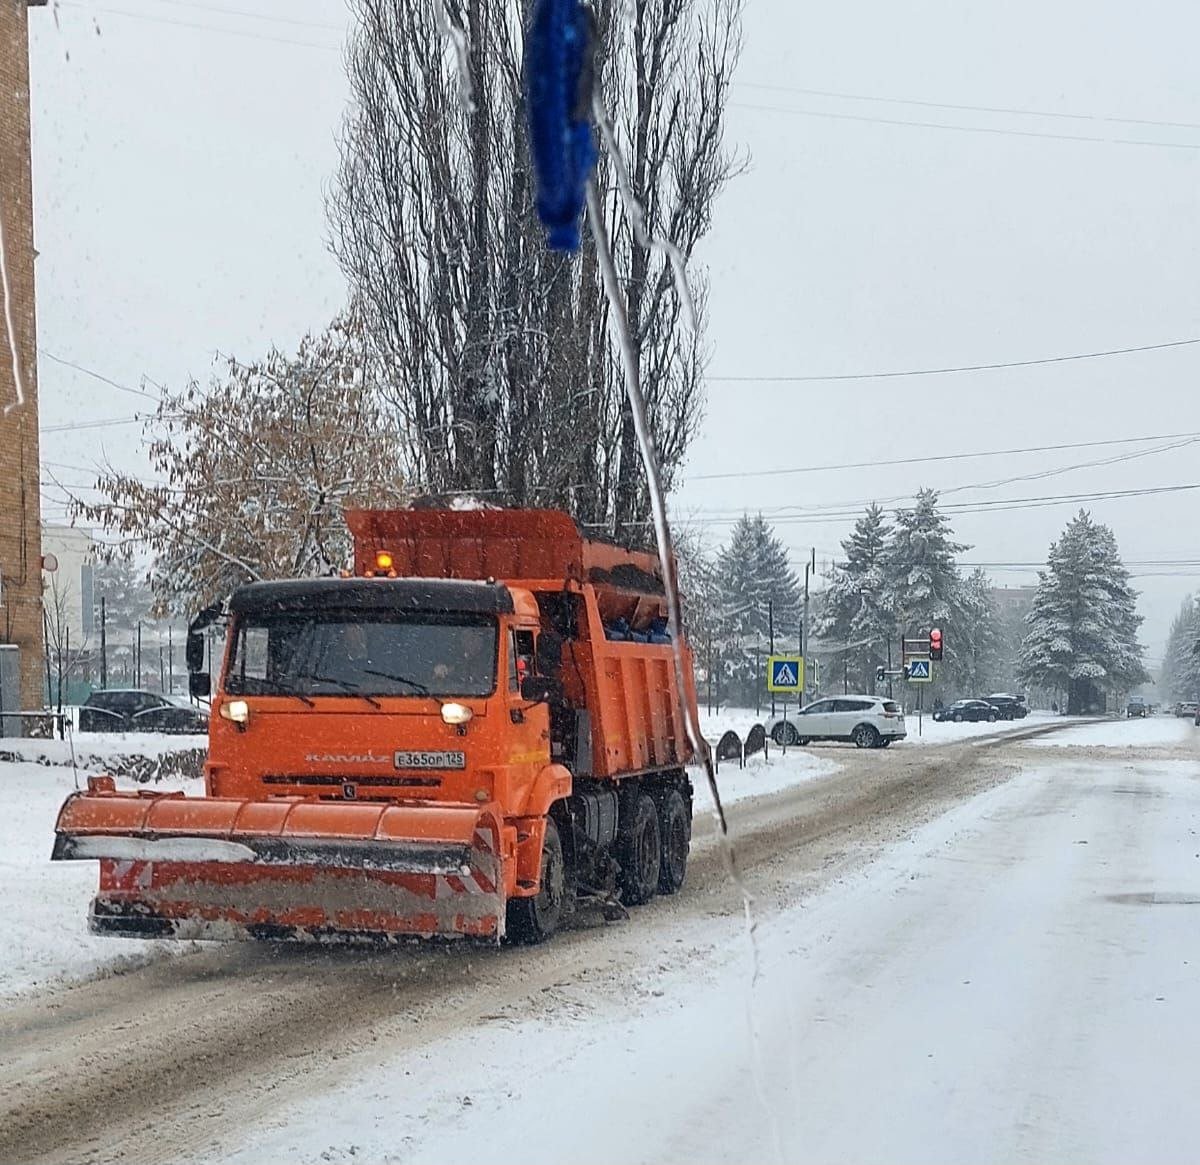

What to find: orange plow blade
left=52, top=778, right=506, bottom=943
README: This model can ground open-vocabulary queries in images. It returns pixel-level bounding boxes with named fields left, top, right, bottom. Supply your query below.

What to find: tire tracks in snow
left=0, top=721, right=1087, bottom=1165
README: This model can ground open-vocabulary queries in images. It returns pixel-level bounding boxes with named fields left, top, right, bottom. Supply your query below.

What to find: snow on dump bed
left=0, top=761, right=204, bottom=1001
left=1028, top=714, right=1197, bottom=749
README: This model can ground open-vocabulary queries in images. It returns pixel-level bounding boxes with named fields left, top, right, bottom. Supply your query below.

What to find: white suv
left=766, top=696, right=907, bottom=749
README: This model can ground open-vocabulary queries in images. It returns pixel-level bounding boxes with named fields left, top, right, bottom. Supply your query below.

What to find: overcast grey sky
left=28, top=0, right=1200, bottom=668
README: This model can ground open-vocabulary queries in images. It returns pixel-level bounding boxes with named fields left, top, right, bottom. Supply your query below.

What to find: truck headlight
left=441, top=702, right=473, bottom=725
left=220, top=699, right=250, bottom=726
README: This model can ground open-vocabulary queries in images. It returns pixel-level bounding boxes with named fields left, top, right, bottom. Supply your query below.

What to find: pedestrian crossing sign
left=906, top=659, right=932, bottom=682
left=767, top=655, right=804, bottom=692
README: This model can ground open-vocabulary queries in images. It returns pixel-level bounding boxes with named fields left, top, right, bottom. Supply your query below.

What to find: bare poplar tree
left=330, top=0, right=742, bottom=539
left=74, top=314, right=407, bottom=615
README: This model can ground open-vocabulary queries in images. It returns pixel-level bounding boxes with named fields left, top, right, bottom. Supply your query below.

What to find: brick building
left=0, top=0, right=45, bottom=711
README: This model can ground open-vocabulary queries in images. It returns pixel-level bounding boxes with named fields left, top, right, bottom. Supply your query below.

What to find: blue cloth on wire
left=525, top=0, right=598, bottom=252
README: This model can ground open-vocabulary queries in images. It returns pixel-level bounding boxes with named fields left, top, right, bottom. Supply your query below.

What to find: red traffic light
left=930, top=628, right=943, bottom=660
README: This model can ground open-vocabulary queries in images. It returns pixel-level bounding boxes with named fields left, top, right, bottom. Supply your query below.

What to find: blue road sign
left=906, top=659, right=932, bottom=682
left=767, top=655, right=804, bottom=693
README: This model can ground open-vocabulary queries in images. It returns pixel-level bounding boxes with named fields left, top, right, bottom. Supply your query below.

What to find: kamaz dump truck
left=52, top=508, right=699, bottom=944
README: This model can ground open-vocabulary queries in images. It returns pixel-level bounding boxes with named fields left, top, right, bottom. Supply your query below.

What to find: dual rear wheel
left=508, top=784, right=691, bottom=944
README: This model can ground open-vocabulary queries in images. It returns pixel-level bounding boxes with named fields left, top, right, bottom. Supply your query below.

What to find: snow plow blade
left=52, top=778, right=506, bottom=942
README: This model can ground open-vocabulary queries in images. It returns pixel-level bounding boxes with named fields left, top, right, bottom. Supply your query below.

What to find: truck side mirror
left=189, top=671, right=211, bottom=699
left=520, top=674, right=562, bottom=703
left=186, top=628, right=206, bottom=673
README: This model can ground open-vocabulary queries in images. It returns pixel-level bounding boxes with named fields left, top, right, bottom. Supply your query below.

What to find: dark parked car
left=983, top=693, right=1029, bottom=720
left=80, top=689, right=208, bottom=735
left=933, top=699, right=998, bottom=723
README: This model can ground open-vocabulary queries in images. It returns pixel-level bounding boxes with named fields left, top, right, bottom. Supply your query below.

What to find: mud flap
left=52, top=780, right=506, bottom=942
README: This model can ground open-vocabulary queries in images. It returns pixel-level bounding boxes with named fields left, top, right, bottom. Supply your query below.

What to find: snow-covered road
left=5, top=719, right=1198, bottom=1164
left=222, top=731, right=1200, bottom=1165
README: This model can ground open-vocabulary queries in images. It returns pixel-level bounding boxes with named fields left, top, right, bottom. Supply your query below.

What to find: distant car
left=80, top=689, right=208, bottom=735
left=766, top=696, right=906, bottom=749
left=933, top=699, right=998, bottom=723
left=1174, top=702, right=1199, bottom=719
left=1126, top=699, right=1148, bottom=719
left=983, top=693, right=1029, bottom=721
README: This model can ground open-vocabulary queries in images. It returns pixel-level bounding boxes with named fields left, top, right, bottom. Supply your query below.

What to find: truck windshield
left=225, top=613, right=497, bottom=699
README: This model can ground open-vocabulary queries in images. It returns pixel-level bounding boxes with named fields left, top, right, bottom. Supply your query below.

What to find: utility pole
left=99, top=596, right=107, bottom=689
left=136, top=622, right=142, bottom=687
left=768, top=598, right=775, bottom=718
left=802, top=547, right=815, bottom=705
left=168, top=624, right=174, bottom=695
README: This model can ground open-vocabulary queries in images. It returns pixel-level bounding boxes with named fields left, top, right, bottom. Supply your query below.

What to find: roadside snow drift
left=0, top=759, right=204, bottom=1001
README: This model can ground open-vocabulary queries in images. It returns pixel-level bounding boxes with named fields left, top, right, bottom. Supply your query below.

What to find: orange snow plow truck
left=52, top=508, right=699, bottom=944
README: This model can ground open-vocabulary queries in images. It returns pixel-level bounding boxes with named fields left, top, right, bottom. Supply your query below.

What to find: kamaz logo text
left=304, top=752, right=390, bottom=765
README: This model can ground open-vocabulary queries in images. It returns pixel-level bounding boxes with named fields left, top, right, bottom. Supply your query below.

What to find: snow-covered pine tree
left=1017, top=510, right=1147, bottom=713
left=884, top=489, right=966, bottom=637
left=813, top=504, right=894, bottom=691
left=947, top=567, right=1003, bottom=696
left=1162, top=596, right=1200, bottom=702
left=715, top=514, right=801, bottom=704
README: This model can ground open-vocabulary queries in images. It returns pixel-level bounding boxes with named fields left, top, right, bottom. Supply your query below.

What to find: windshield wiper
left=297, top=673, right=382, bottom=709
left=361, top=668, right=439, bottom=700
left=233, top=676, right=315, bottom=707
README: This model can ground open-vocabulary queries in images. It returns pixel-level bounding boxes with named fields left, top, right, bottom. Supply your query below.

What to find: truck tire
left=507, top=818, right=566, bottom=944
left=656, top=789, right=690, bottom=895
left=620, top=793, right=662, bottom=906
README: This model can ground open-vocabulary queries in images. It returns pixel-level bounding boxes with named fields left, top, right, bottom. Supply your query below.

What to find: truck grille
left=262, top=774, right=442, bottom=789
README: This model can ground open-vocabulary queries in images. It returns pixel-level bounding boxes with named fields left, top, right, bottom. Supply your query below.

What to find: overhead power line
left=706, top=336, right=1200, bottom=385
left=686, top=482, right=1200, bottom=527
left=40, top=349, right=160, bottom=400
left=729, top=100, right=1200, bottom=151
left=686, top=429, right=1200, bottom=482
left=57, top=2, right=341, bottom=50
left=734, top=81, right=1200, bottom=134
left=143, top=0, right=345, bottom=33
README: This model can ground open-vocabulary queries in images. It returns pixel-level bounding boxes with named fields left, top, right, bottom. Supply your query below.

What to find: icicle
left=0, top=213, right=26, bottom=415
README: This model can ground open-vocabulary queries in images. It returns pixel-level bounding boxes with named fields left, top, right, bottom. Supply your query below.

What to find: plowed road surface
left=3, top=718, right=1198, bottom=1165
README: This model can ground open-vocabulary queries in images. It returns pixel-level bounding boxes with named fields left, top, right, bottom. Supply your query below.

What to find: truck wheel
left=507, top=818, right=566, bottom=944
left=620, top=793, right=661, bottom=906
left=657, top=789, right=690, bottom=895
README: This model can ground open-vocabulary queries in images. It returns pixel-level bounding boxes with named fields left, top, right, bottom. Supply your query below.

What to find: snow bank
left=896, top=709, right=1063, bottom=746
left=696, top=708, right=840, bottom=810
left=0, top=761, right=204, bottom=1001
left=1029, top=714, right=1197, bottom=749
left=0, top=732, right=206, bottom=783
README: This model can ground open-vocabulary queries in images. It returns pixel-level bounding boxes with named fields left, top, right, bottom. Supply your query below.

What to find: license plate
left=394, top=750, right=466, bottom=770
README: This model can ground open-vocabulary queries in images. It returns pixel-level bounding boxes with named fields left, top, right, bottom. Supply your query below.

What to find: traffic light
left=930, top=628, right=943, bottom=661
left=876, top=666, right=886, bottom=683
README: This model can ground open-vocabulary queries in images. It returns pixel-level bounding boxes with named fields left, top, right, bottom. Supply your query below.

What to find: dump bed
left=345, top=507, right=698, bottom=779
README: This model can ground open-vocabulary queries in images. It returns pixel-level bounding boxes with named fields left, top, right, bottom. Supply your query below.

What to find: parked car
left=933, top=699, right=998, bottom=723
left=1126, top=698, right=1148, bottom=719
left=766, top=696, right=906, bottom=749
left=79, top=689, right=208, bottom=735
left=1174, top=702, right=1199, bottom=719
left=983, top=693, right=1029, bottom=720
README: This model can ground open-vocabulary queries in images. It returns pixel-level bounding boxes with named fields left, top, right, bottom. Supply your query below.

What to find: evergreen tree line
left=1161, top=596, right=1200, bottom=704
left=681, top=497, right=1147, bottom=714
